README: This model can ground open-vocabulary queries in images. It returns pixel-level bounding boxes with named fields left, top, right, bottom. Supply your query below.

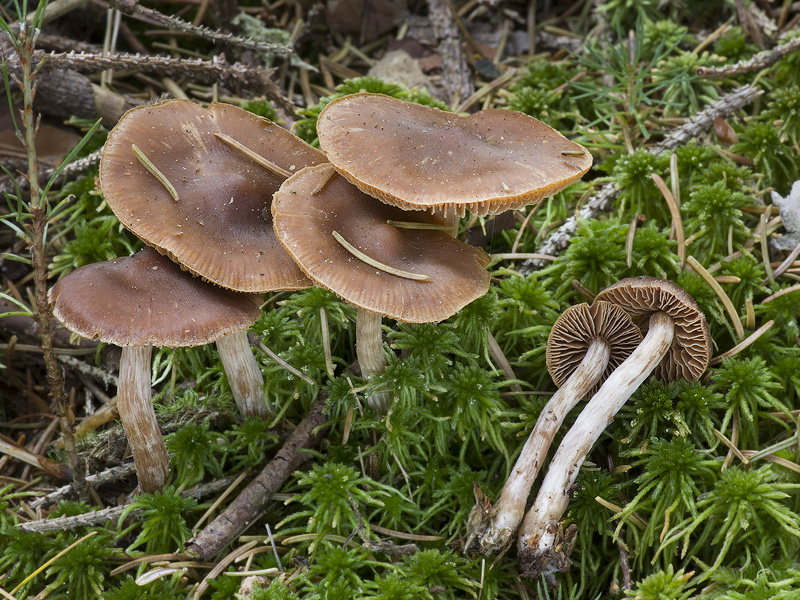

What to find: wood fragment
left=697, top=35, right=800, bottom=78
left=185, top=395, right=328, bottom=560
left=426, top=0, right=474, bottom=105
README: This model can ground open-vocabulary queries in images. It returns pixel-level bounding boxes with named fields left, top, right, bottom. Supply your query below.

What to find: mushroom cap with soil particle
left=315, top=92, right=593, bottom=217
left=49, top=246, right=262, bottom=347
left=593, top=276, right=712, bottom=381
left=271, top=163, right=491, bottom=323
left=100, top=99, right=326, bottom=293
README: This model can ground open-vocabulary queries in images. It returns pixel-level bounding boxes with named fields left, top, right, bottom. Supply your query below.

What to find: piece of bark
left=185, top=394, right=328, bottom=560
left=426, top=0, right=473, bottom=105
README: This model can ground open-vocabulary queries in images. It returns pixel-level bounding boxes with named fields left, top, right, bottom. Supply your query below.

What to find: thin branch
left=521, top=85, right=763, bottom=274
left=185, top=394, right=328, bottom=560
left=29, top=462, right=136, bottom=509
left=12, top=51, right=281, bottom=99
left=696, top=36, right=800, bottom=78
left=19, top=474, right=238, bottom=532
left=107, top=0, right=292, bottom=56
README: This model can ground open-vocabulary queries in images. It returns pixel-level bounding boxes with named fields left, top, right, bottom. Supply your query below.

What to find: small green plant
left=227, top=416, right=280, bottom=470
left=616, top=437, right=719, bottom=561
left=660, top=465, right=800, bottom=575
left=682, top=181, right=756, bottom=260
left=625, top=565, right=695, bottom=600
left=628, top=221, right=680, bottom=279
left=165, top=420, right=226, bottom=487
left=118, top=487, right=197, bottom=554
left=733, top=121, right=800, bottom=193
left=611, top=149, right=671, bottom=220
left=281, top=463, right=396, bottom=541
left=711, top=356, right=788, bottom=447
left=763, top=86, right=800, bottom=146
left=571, top=20, right=686, bottom=139
left=554, top=218, right=628, bottom=294
left=43, top=530, right=115, bottom=599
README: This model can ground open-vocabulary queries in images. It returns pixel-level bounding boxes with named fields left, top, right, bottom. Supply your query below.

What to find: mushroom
left=49, top=247, right=262, bottom=493
left=316, top=92, right=593, bottom=218
left=470, top=301, right=642, bottom=552
left=100, top=100, right=327, bottom=418
left=517, top=277, right=711, bottom=579
left=272, top=163, right=491, bottom=412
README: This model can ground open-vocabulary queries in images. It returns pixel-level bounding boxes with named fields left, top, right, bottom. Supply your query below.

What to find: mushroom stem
left=517, top=311, right=675, bottom=576
left=477, top=339, right=611, bottom=552
left=216, top=332, right=269, bottom=420
left=117, top=345, right=170, bottom=493
left=356, top=307, right=391, bottom=413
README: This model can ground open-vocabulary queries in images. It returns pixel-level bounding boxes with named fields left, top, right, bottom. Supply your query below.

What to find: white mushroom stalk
left=471, top=301, right=641, bottom=553
left=516, top=276, right=711, bottom=579
left=49, top=247, right=265, bottom=494
left=117, top=345, right=170, bottom=494
left=356, top=308, right=391, bottom=413
left=476, top=341, right=609, bottom=551
left=216, top=332, right=269, bottom=419
left=517, top=311, right=675, bottom=577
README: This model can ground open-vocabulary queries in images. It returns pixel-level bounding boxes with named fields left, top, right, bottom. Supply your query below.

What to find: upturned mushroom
left=316, top=92, right=593, bottom=217
left=49, top=247, right=262, bottom=493
left=517, top=277, right=711, bottom=580
left=470, top=301, right=642, bottom=553
left=100, top=100, right=327, bottom=418
left=272, top=163, right=491, bottom=412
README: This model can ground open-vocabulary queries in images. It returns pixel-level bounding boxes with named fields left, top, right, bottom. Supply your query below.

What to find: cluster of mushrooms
left=469, top=276, right=712, bottom=580
left=47, top=90, right=711, bottom=581
left=49, top=92, right=591, bottom=495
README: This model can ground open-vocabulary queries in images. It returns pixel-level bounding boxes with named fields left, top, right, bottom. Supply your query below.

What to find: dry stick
left=185, top=395, right=328, bottom=560
left=30, top=462, right=136, bottom=509
left=19, top=474, right=238, bottom=532
left=696, top=35, right=800, bottom=78
left=10, top=22, right=88, bottom=500
left=16, top=51, right=283, bottom=100
left=520, top=85, right=763, bottom=274
left=0, top=437, right=70, bottom=480
left=112, top=0, right=292, bottom=56
left=0, top=148, right=102, bottom=196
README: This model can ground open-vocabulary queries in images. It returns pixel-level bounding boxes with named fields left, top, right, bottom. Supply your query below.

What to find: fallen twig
left=185, top=394, right=328, bottom=560
left=521, top=84, right=763, bottom=274
left=696, top=36, right=800, bottom=78
left=18, top=474, right=237, bottom=532
left=108, top=0, right=292, bottom=56
left=29, top=462, right=136, bottom=509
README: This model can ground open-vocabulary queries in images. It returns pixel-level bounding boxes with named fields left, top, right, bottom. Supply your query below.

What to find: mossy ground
left=2, top=1, right=800, bottom=599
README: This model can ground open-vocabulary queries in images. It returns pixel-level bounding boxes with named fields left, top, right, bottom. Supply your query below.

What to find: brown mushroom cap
left=316, top=92, right=592, bottom=217
left=272, top=164, right=491, bottom=323
left=593, top=276, right=712, bottom=381
left=546, top=301, right=643, bottom=397
left=49, top=247, right=262, bottom=347
left=100, top=100, right=326, bottom=292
